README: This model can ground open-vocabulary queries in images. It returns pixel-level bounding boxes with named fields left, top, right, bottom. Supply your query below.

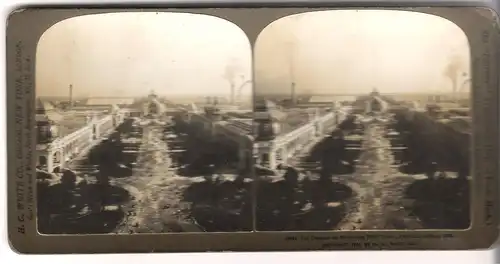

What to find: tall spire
left=68, top=84, right=73, bottom=109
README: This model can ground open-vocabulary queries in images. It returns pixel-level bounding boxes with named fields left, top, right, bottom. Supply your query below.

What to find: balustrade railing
left=48, top=113, right=127, bottom=151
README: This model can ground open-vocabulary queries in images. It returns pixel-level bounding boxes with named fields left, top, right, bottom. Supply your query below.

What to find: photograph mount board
left=6, top=6, right=500, bottom=253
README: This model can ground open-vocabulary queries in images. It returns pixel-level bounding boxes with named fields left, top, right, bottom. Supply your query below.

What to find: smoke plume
left=223, top=58, right=244, bottom=104
left=222, top=58, right=243, bottom=84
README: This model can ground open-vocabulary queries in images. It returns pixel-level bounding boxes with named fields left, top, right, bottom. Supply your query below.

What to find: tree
left=443, top=55, right=463, bottom=94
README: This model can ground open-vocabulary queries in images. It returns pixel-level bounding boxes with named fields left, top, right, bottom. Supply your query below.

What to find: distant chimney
left=291, top=82, right=297, bottom=105
left=69, top=84, right=73, bottom=109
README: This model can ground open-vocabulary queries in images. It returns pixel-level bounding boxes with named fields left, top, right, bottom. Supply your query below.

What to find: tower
left=291, top=82, right=296, bottom=105
left=68, top=84, right=73, bottom=109
left=36, top=98, right=58, bottom=144
left=254, top=99, right=279, bottom=141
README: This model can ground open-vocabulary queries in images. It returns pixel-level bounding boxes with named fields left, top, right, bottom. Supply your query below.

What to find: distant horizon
left=37, top=94, right=254, bottom=99
left=37, top=90, right=469, bottom=100
left=255, top=90, right=470, bottom=96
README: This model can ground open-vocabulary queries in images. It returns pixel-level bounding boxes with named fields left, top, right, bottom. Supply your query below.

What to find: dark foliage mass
left=404, top=177, right=470, bottom=229
left=388, top=109, right=471, bottom=229
left=255, top=178, right=353, bottom=231
left=38, top=119, right=140, bottom=234
left=182, top=178, right=253, bottom=232
left=304, top=116, right=360, bottom=178
left=171, top=116, right=242, bottom=177
left=390, top=109, right=469, bottom=179
left=38, top=179, right=131, bottom=234
left=37, top=105, right=472, bottom=233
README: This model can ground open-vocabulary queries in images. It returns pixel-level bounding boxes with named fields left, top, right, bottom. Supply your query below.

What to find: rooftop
left=222, top=119, right=253, bottom=135
left=86, top=98, right=135, bottom=106
left=308, top=95, right=358, bottom=103
left=269, top=109, right=287, bottom=121
left=54, top=111, right=105, bottom=137
left=279, top=109, right=316, bottom=134
left=57, top=115, right=89, bottom=137
left=438, top=117, right=471, bottom=134
left=255, top=99, right=278, bottom=110
left=36, top=98, right=57, bottom=113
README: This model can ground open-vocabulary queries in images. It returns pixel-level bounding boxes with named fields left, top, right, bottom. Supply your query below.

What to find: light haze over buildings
left=36, top=12, right=252, bottom=98
left=254, top=10, right=471, bottom=95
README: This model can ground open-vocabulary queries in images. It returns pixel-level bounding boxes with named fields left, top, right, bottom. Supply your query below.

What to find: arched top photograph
left=252, top=9, right=473, bottom=232
left=34, top=11, right=254, bottom=235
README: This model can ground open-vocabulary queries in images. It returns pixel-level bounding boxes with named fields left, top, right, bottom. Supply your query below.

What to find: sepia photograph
left=253, top=10, right=471, bottom=231
left=35, top=12, right=254, bottom=234
left=6, top=6, right=500, bottom=253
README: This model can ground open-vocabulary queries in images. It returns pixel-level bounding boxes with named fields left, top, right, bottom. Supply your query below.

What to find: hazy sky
left=36, top=12, right=252, bottom=97
left=255, top=10, right=471, bottom=95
